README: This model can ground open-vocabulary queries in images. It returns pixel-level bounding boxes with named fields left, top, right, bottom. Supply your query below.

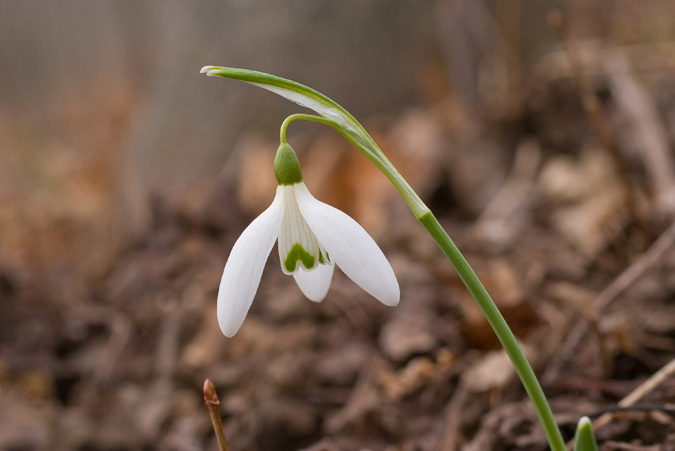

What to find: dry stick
left=601, top=442, right=660, bottom=451
left=563, top=358, right=675, bottom=449
left=476, top=139, right=541, bottom=231
left=203, top=379, right=231, bottom=451
left=603, top=50, right=675, bottom=212
left=548, top=10, right=650, bottom=245
left=591, top=403, right=675, bottom=417
left=593, top=357, right=675, bottom=431
left=544, top=220, right=675, bottom=384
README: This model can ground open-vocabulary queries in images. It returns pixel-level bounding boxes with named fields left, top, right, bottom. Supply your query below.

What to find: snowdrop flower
left=218, top=142, right=399, bottom=337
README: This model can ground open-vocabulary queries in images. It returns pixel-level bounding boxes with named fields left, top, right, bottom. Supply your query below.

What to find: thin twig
left=203, top=379, right=231, bottom=451
left=548, top=10, right=650, bottom=244
left=593, top=358, right=675, bottom=431
left=601, top=443, right=660, bottom=451
left=564, top=358, right=675, bottom=449
left=589, top=402, right=675, bottom=417
left=544, top=221, right=675, bottom=384
left=603, top=50, right=675, bottom=212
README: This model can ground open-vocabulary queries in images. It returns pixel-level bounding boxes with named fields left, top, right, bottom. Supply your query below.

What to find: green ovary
left=284, top=243, right=316, bottom=273
left=274, top=143, right=303, bottom=185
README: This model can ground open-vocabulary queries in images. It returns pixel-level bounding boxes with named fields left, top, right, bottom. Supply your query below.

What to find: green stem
left=280, top=114, right=428, bottom=218
left=280, top=113, right=337, bottom=144
left=281, top=114, right=566, bottom=451
left=419, top=212, right=566, bottom=451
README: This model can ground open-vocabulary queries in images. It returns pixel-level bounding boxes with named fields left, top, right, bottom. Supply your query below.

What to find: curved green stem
left=282, top=114, right=566, bottom=451
left=280, top=114, right=429, bottom=218
left=419, top=212, right=565, bottom=451
left=280, top=113, right=337, bottom=144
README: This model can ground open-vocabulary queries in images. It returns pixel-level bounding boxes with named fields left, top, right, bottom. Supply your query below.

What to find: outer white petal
left=217, top=188, right=284, bottom=337
left=293, top=263, right=335, bottom=302
left=294, top=183, right=400, bottom=306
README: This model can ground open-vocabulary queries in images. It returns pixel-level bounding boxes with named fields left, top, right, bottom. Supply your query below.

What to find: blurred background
left=1, top=1, right=675, bottom=450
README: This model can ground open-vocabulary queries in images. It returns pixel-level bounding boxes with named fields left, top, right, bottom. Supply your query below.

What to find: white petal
left=217, top=188, right=284, bottom=337
left=293, top=263, right=335, bottom=302
left=294, top=183, right=400, bottom=306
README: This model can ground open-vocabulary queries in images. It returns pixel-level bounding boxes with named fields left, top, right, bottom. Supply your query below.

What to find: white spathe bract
left=218, top=182, right=399, bottom=337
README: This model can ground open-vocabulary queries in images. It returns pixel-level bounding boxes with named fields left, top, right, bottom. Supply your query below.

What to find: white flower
left=217, top=144, right=399, bottom=337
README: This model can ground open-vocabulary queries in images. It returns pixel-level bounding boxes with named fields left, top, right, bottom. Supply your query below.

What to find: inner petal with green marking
left=283, top=243, right=314, bottom=273
left=278, top=184, right=330, bottom=274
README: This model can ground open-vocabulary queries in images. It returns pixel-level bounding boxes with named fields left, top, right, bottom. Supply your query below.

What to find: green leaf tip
left=201, top=64, right=430, bottom=218
left=573, top=416, right=599, bottom=451
left=274, top=142, right=303, bottom=185
left=201, top=65, right=356, bottom=130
